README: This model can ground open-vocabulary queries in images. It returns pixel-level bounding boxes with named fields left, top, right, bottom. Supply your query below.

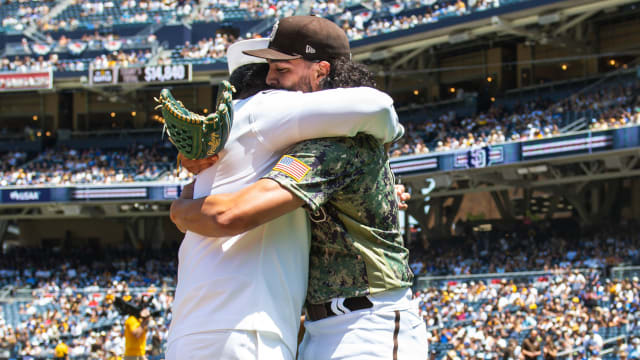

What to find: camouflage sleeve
left=262, top=138, right=359, bottom=213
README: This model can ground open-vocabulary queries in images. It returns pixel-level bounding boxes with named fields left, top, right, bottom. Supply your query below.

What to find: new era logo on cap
left=269, top=21, right=279, bottom=43
left=306, top=45, right=316, bottom=54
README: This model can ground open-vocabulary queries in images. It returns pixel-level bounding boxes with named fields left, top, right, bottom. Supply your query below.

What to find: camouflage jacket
left=264, top=134, right=414, bottom=304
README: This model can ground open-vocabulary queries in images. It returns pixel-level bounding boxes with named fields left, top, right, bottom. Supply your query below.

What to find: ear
left=314, top=60, right=330, bottom=82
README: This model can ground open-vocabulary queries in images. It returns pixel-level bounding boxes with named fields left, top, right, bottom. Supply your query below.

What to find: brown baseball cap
left=243, top=16, right=351, bottom=62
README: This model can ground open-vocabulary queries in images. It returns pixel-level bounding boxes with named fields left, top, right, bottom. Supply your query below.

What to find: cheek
left=282, top=73, right=300, bottom=88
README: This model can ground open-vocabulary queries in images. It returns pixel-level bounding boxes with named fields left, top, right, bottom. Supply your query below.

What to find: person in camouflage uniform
left=172, top=16, right=428, bottom=359
left=264, top=134, right=414, bottom=305
left=262, top=134, right=426, bottom=360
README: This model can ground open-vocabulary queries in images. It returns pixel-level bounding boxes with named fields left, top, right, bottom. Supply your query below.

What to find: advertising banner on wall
left=89, top=64, right=192, bottom=86
left=0, top=71, right=53, bottom=91
left=2, top=188, right=51, bottom=203
left=89, top=68, right=116, bottom=85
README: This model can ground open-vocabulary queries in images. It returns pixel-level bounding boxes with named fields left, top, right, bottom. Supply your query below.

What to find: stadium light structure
left=448, top=31, right=473, bottom=44
left=516, top=165, right=548, bottom=175
left=537, top=13, right=561, bottom=25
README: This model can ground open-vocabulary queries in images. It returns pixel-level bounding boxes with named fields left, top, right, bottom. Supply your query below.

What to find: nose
left=266, top=69, right=278, bottom=88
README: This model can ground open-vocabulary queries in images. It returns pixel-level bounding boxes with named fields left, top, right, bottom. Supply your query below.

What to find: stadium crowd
left=0, top=222, right=639, bottom=358
left=390, top=81, right=640, bottom=156
left=312, top=0, right=513, bottom=41
left=0, top=144, right=176, bottom=186
left=90, top=49, right=151, bottom=70
left=408, top=221, right=640, bottom=359
left=0, top=55, right=55, bottom=73
left=0, top=0, right=537, bottom=74
left=409, top=221, right=640, bottom=276
left=0, top=0, right=523, bottom=62
left=417, top=274, right=640, bottom=360
left=164, top=32, right=247, bottom=64
left=1, top=80, right=638, bottom=186
left=3, top=0, right=302, bottom=32
left=0, top=248, right=175, bottom=359
left=17, top=0, right=197, bottom=32
left=1, top=50, right=151, bottom=73
left=192, top=0, right=301, bottom=21
left=0, top=0, right=54, bottom=32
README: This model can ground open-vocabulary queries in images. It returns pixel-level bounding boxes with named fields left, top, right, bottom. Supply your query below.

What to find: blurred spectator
left=162, top=33, right=246, bottom=64
left=542, top=334, right=558, bottom=360
left=522, top=329, right=541, bottom=360
left=90, top=50, right=150, bottom=69
left=124, top=307, right=150, bottom=358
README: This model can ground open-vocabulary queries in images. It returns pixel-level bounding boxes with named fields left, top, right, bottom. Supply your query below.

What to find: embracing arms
left=248, top=87, right=403, bottom=152
left=171, top=179, right=303, bottom=237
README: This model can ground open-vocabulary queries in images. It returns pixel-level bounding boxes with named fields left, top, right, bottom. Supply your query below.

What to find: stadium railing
left=611, top=266, right=640, bottom=281
left=557, top=334, right=628, bottom=358
left=414, top=267, right=599, bottom=289
left=390, top=123, right=640, bottom=176
left=3, top=35, right=157, bottom=57
left=2, top=286, right=176, bottom=302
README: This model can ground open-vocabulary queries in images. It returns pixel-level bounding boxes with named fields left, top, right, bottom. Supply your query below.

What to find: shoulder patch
left=273, top=155, right=310, bottom=182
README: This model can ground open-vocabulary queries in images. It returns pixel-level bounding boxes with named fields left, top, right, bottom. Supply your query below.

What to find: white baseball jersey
left=168, top=87, right=402, bottom=357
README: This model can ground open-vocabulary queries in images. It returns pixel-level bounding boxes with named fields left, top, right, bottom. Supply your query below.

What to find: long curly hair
left=320, top=57, right=377, bottom=90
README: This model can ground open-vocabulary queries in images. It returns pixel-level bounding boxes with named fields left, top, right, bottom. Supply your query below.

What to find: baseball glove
left=154, top=81, right=236, bottom=160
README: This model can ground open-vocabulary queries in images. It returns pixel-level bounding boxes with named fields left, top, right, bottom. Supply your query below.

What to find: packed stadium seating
left=416, top=273, right=640, bottom=359
left=0, top=248, right=175, bottom=359
left=163, top=34, right=238, bottom=66
left=412, top=225, right=640, bottom=359
left=0, top=72, right=636, bottom=186
left=409, top=221, right=640, bottom=359
left=0, top=144, right=179, bottom=186
left=0, top=222, right=638, bottom=358
left=390, top=75, right=640, bottom=156
left=408, top=221, right=640, bottom=276
left=0, top=0, right=537, bottom=75
left=0, top=0, right=54, bottom=32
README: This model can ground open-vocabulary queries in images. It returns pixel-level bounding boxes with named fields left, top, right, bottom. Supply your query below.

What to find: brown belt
left=306, top=296, right=374, bottom=321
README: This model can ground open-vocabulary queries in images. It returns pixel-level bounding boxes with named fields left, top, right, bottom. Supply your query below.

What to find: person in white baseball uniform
left=166, top=38, right=403, bottom=360
left=171, top=16, right=428, bottom=359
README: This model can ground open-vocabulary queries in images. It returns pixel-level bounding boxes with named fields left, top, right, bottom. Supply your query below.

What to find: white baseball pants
left=299, top=289, right=428, bottom=360
left=166, top=330, right=293, bottom=360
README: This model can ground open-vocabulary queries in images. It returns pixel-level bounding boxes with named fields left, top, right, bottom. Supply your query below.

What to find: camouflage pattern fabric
left=264, top=134, right=414, bottom=304
left=154, top=81, right=235, bottom=159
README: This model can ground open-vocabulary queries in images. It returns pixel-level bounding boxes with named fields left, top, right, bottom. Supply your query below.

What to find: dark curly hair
left=228, top=63, right=271, bottom=99
left=320, top=57, right=377, bottom=90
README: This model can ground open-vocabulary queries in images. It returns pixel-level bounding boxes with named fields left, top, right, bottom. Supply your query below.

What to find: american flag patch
left=273, top=155, right=311, bottom=182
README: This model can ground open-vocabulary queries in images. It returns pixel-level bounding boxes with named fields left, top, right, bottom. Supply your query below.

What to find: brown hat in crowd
left=243, top=16, right=351, bottom=62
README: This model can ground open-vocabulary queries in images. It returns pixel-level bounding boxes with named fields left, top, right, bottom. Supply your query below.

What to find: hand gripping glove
left=154, top=81, right=236, bottom=159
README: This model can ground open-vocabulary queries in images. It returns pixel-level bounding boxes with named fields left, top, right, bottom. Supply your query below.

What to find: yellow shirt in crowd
left=124, top=315, right=146, bottom=356
left=54, top=342, right=69, bottom=358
